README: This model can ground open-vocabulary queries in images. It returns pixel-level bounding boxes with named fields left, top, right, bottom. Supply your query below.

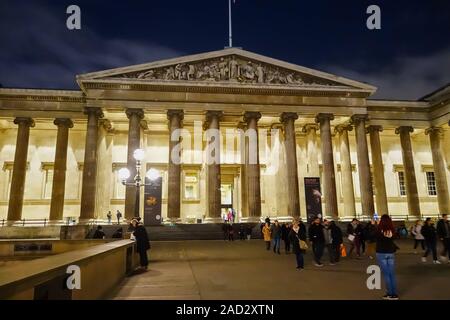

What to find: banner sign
left=304, top=177, right=323, bottom=223
left=143, top=177, right=163, bottom=226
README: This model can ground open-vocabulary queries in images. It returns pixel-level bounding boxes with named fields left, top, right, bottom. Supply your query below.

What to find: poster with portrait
left=304, top=177, right=323, bottom=224
left=143, top=177, right=163, bottom=226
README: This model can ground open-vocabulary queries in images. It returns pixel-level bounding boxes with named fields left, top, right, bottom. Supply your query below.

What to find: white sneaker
left=421, top=257, right=427, bottom=263
left=433, top=260, right=441, bottom=264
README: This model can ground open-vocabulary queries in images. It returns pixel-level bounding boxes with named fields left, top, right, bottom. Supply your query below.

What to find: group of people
left=410, top=214, right=450, bottom=264
left=222, top=222, right=253, bottom=241
left=106, top=210, right=123, bottom=225
left=260, top=214, right=450, bottom=300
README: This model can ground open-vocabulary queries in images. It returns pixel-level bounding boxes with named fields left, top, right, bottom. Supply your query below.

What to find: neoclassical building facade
left=0, top=48, right=449, bottom=224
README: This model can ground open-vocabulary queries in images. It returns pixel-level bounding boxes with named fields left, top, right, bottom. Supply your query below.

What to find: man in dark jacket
left=271, top=220, right=282, bottom=254
left=330, top=221, right=343, bottom=263
left=93, top=225, right=105, bottom=239
left=436, top=214, right=450, bottom=261
left=281, top=223, right=291, bottom=254
left=131, top=219, right=151, bottom=270
left=421, top=218, right=439, bottom=264
left=309, top=217, right=325, bottom=267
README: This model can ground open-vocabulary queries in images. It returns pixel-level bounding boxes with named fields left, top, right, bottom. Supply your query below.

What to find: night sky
left=0, top=0, right=449, bottom=99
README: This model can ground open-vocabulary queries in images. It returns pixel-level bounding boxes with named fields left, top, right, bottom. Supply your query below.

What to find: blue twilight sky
left=0, top=0, right=449, bottom=99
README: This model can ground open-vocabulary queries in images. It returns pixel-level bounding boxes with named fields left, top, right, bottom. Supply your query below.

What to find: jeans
left=312, top=242, right=324, bottom=264
left=441, top=238, right=450, bottom=258
left=138, top=249, right=149, bottom=267
left=295, top=252, right=304, bottom=268
left=272, top=237, right=281, bottom=253
left=424, top=240, right=437, bottom=260
left=413, top=239, right=425, bottom=250
left=376, top=253, right=398, bottom=296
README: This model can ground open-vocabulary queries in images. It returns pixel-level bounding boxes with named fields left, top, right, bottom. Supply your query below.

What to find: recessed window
left=183, top=171, right=199, bottom=200
left=43, top=169, right=54, bottom=199
left=398, top=171, right=406, bottom=196
left=426, top=171, right=437, bottom=196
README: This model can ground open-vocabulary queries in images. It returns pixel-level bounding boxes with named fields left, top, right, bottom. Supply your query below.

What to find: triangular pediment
left=77, top=48, right=376, bottom=93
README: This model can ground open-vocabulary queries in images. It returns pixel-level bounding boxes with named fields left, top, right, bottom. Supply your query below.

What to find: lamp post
left=118, top=149, right=161, bottom=220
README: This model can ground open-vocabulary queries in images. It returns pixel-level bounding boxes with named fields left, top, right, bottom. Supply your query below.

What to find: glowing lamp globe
left=133, top=148, right=145, bottom=161
left=146, top=168, right=160, bottom=181
left=118, top=168, right=130, bottom=181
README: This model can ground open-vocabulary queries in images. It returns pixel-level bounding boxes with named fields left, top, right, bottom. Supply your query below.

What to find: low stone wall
left=0, top=240, right=139, bottom=300
left=0, top=226, right=61, bottom=239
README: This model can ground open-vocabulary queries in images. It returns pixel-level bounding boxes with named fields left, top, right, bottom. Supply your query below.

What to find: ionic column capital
left=125, top=108, right=144, bottom=120
left=425, top=126, right=443, bottom=136
left=367, top=125, right=383, bottom=134
left=395, top=126, right=414, bottom=135
left=334, top=124, right=353, bottom=135
left=167, top=109, right=185, bottom=121
left=205, top=110, right=224, bottom=121
left=280, top=112, right=298, bottom=123
left=54, top=118, right=74, bottom=128
left=84, top=107, right=104, bottom=118
left=98, top=119, right=114, bottom=133
left=350, top=114, right=369, bottom=125
left=315, top=113, right=334, bottom=124
left=244, top=111, right=262, bottom=123
left=13, top=117, right=35, bottom=127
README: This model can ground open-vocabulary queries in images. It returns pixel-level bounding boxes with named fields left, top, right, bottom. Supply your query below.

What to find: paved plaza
left=110, top=239, right=450, bottom=300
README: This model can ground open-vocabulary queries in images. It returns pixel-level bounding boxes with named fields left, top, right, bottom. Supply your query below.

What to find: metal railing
left=1, top=218, right=48, bottom=227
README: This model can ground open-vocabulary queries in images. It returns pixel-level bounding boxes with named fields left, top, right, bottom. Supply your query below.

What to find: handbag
left=299, top=240, right=308, bottom=250
left=348, top=234, right=355, bottom=242
left=340, top=243, right=347, bottom=257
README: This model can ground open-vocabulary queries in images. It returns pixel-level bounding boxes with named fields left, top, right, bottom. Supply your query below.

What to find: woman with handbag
left=289, top=220, right=307, bottom=270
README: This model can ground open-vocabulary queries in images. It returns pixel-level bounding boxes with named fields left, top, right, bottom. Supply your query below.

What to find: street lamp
left=118, top=149, right=161, bottom=219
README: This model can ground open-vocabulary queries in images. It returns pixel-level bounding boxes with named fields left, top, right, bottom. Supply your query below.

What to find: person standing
left=228, top=223, right=235, bottom=241
left=271, top=220, right=282, bottom=254
left=330, top=221, right=343, bottom=263
left=222, top=223, right=229, bottom=241
left=289, top=220, right=307, bottom=270
left=376, top=214, right=399, bottom=300
left=347, top=218, right=360, bottom=258
left=309, top=217, right=325, bottom=267
left=131, top=218, right=151, bottom=270
left=116, top=210, right=122, bottom=225
left=281, top=223, right=291, bottom=254
left=262, top=222, right=272, bottom=250
left=436, top=214, right=450, bottom=262
left=365, top=219, right=378, bottom=259
left=411, top=220, right=425, bottom=254
left=106, top=211, right=112, bottom=224
left=245, top=225, right=252, bottom=240
left=421, top=218, right=440, bottom=264
left=323, top=220, right=336, bottom=265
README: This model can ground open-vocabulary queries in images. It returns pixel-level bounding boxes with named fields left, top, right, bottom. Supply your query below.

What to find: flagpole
left=228, top=0, right=233, bottom=47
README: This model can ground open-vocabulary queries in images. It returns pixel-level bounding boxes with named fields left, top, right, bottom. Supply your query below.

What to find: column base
left=47, top=219, right=66, bottom=226
left=239, top=216, right=262, bottom=223
left=203, top=217, right=224, bottom=224
left=163, top=217, right=182, bottom=225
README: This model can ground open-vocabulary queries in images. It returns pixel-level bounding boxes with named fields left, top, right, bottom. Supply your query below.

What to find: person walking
left=330, top=221, right=343, bottom=263
left=309, top=217, right=325, bottom=267
left=92, top=225, right=106, bottom=239
left=289, top=220, right=307, bottom=270
left=222, top=223, right=229, bottom=241
left=436, top=214, right=450, bottom=262
left=106, top=211, right=112, bottom=224
left=228, top=223, right=235, bottom=241
left=245, top=225, right=252, bottom=240
left=347, top=218, right=360, bottom=258
left=323, top=220, right=337, bottom=265
left=131, top=218, right=151, bottom=270
left=238, top=224, right=245, bottom=240
left=411, top=220, right=425, bottom=254
left=421, top=218, right=440, bottom=264
left=281, top=223, right=291, bottom=254
left=376, top=214, right=399, bottom=300
left=365, top=219, right=378, bottom=259
left=262, top=222, right=272, bottom=250
left=271, top=220, right=282, bottom=254
left=116, top=210, right=122, bottom=225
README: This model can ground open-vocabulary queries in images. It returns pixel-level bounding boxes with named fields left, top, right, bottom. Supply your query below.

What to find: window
left=43, top=169, right=54, bottom=199
left=2, top=164, right=13, bottom=200
left=398, top=171, right=406, bottom=196
left=183, top=171, right=200, bottom=200
left=426, top=171, right=437, bottom=196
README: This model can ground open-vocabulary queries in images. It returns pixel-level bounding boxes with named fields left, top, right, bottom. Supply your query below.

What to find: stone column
left=395, top=126, right=421, bottom=217
left=368, top=125, right=389, bottom=215
left=335, top=124, right=356, bottom=218
left=124, top=109, right=144, bottom=220
left=49, top=118, right=73, bottom=221
left=302, top=124, right=320, bottom=176
left=315, top=113, right=338, bottom=219
left=425, top=126, right=450, bottom=215
left=167, top=109, right=184, bottom=222
left=352, top=115, right=375, bottom=217
left=80, top=108, right=103, bottom=221
left=244, top=112, right=262, bottom=221
left=205, top=111, right=223, bottom=222
left=238, top=122, right=249, bottom=219
left=280, top=112, right=300, bottom=219
left=7, top=117, right=35, bottom=221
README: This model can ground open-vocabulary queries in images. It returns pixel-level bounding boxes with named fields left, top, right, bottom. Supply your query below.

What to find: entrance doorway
left=221, top=183, right=233, bottom=222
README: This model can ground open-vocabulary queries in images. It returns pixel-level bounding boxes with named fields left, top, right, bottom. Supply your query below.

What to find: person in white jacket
left=411, top=220, right=425, bottom=254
